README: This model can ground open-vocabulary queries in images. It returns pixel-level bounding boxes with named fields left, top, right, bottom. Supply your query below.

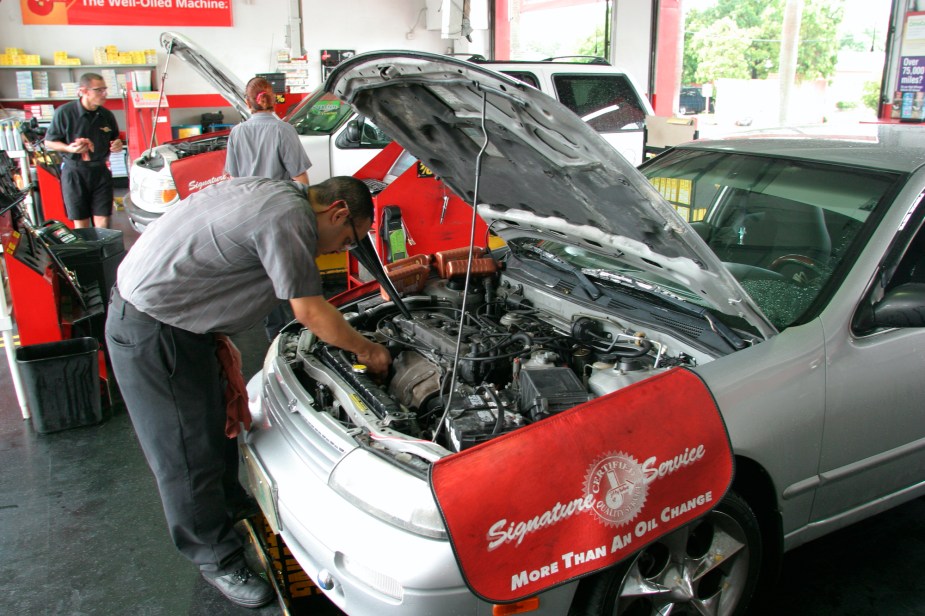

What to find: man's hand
left=110, top=138, right=124, bottom=153
left=70, top=138, right=92, bottom=154
left=290, top=295, right=393, bottom=375
left=356, top=341, right=391, bottom=376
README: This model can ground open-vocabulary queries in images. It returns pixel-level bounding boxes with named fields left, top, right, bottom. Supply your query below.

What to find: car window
left=640, top=149, right=900, bottom=330
left=287, top=91, right=354, bottom=135
left=551, top=74, right=646, bottom=131
left=499, top=71, right=540, bottom=89
left=883, top=218, right=925, bottom=291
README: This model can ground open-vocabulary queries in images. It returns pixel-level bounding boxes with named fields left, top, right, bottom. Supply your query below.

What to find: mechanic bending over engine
left=224, top=75, right=314, bottom=341
left=104, top=176, right=391, bottom=609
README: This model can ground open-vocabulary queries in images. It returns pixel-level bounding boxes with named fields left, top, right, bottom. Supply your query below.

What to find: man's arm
left=291, top=171, right=309, bottom=185
left=290, top=295, right=391, bottom=374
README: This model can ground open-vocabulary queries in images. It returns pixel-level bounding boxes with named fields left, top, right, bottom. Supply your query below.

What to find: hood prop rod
left=145, top=39, right=175, bottom=156
left=349, top=235, right=413, bottom=320
left=434, top=89, right=490, bottom=443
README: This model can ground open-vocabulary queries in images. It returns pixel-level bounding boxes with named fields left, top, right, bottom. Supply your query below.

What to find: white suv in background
left=472, top=58, right=653, bottom=165
left=286, top=56, right=653, bottom=170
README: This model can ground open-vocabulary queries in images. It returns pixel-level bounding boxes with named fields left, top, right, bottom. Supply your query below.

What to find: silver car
left=241, top=51, right=925, bottom=615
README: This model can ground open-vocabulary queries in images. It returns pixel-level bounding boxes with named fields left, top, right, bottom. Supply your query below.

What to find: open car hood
left=326, top=51, right=774, bottom=337
left=159, top=32, right=250, bottom=120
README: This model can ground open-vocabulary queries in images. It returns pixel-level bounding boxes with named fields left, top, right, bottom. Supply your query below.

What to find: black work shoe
left=229, top=495, right=262, bottom=522
left=203, top=566, right=275, bottom=608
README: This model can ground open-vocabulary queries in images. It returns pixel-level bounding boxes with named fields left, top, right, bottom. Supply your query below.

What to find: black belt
left=110, top=287, right=156, bottom=323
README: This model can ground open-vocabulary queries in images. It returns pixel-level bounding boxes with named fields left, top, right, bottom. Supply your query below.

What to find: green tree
left=576, top=26, right=608, bottom=60
left=688, top=17, right=754, bottom=85
left=683, top=0, right=843, bottom=84
left=861, top=80, right=881, bottom=111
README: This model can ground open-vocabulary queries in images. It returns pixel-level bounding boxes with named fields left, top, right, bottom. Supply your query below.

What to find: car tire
left=568, top=491, right=761, bottom=616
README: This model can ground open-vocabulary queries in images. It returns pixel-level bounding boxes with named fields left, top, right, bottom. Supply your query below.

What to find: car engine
left=280, top=255, right=701, bottom=454
left=135, top=134, right=229, bottom=172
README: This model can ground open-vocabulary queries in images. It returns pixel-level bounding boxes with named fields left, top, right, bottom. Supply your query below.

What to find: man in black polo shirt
left=45, top=72, right=123, bottom=228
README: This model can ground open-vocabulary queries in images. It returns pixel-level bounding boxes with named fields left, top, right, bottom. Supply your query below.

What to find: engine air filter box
left=519, top=366, right=591, bottom=421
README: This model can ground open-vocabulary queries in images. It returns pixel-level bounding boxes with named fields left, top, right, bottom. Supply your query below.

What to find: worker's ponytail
left=245, top=77, right=275, bottom=112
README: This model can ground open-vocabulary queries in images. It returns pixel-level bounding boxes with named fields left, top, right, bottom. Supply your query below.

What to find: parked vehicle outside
left=241, top=51, right=925, bottom=616
left=679, top=86, right=709, bottom=114
left=123, top=32, right=653, bottom=231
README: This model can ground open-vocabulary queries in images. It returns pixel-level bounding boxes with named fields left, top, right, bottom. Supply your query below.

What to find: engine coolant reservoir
left=588, top=360, right=667, bottom=396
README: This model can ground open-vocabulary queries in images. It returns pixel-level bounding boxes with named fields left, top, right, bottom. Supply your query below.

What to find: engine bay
left=136, top=134, right=229, bottom=172
left=278, top=250, right=710, bottom=456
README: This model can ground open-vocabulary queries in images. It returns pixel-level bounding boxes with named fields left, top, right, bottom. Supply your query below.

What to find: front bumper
left=241, top=431, right=483, bottom=615
left=122, top=193, right=160, bottom=233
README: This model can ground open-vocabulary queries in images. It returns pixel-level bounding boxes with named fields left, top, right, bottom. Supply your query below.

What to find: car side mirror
left=855, top=282, right=925, bottom=330
left=344, top=120, right=361, bottom=144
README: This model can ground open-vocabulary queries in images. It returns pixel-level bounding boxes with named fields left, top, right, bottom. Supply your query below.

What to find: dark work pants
left=105, top=289, right=245, bottom=577
left=263, top=301, right=295, bottom=341
left=60, top=162, right=114, bottom=220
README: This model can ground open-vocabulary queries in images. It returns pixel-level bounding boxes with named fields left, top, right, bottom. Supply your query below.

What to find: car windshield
left=634, top=149, right=901, bottom=330
left=287, top=91, right=355, bottom=135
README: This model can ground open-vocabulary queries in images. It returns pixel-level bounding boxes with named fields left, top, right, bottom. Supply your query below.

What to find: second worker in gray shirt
left=224, top=76, right=311, bottom=184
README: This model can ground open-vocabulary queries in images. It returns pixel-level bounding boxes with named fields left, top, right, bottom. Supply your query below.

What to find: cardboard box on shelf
left=101, top=69, right=121, bottom=96
left=26, top=104, right=55, bottom=120
left=31, top=71, right=49, bottom=98
left=16, top=72, right=33, bottom=98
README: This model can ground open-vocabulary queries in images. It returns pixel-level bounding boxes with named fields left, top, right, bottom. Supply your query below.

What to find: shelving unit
left=0, top=64, right=156, bottom=109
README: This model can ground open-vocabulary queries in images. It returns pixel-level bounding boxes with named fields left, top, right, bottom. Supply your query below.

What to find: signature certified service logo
left=484, top=443, right=708, bottom=552
left=584, top=451, right=648, bottom=527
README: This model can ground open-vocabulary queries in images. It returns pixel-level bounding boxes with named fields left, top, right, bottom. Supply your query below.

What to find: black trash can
left=48, top=227, right=126, bottom=301
left=16, top=337, right=103, bottom=434
left=47, top=227, right=126, bottom=344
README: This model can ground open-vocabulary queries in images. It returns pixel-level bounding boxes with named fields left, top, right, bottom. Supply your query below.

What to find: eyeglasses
left=344, top=216, right=362, bottom=252
left=87, top=87, right=108, bottom=93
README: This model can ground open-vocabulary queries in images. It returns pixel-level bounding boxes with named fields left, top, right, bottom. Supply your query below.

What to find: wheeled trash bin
left=46, top=227, right=126, bottom=344
left=15, top=337, right=102, bottom=434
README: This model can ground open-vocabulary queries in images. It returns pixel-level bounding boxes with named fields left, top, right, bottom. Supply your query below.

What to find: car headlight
left=131, top=174, right=179, bottom=211
left=329, top=448, right=447, bottom=539
left=245, top=336, right=281, bottom=431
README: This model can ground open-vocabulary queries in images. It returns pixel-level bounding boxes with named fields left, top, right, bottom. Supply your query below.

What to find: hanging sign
left=893, top=10, right=925, bottom=120
left=20, top=0, right=233, bottom=27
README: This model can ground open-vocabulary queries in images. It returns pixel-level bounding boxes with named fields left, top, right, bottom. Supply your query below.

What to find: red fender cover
left=170, top=149, right=230, bottom=199
left=429, top=367, right=734, bottom=603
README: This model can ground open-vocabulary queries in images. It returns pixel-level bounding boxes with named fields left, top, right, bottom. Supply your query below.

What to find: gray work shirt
left=224, top=113, right=312, bottom=181
left=116, top=177, right=322, bottom=335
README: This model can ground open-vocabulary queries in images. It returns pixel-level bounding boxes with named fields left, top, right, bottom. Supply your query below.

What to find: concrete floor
left=1, top=207, right=924, bottom=615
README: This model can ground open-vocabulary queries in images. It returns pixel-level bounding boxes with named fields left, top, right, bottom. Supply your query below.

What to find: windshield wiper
left=512, top=243, right=602, bottom=300
left=582, top=268, right=747, bottom=350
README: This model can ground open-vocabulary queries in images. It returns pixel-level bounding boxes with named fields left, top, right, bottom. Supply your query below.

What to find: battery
left=446, top=393, right=521, bottom=451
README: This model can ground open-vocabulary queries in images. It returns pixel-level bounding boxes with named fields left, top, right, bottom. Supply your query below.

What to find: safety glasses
left=345, top=215, right=362, bottom=251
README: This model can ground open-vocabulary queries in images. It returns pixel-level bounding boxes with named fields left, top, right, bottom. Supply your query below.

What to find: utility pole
left=779, top=0, right=803, bottom=125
